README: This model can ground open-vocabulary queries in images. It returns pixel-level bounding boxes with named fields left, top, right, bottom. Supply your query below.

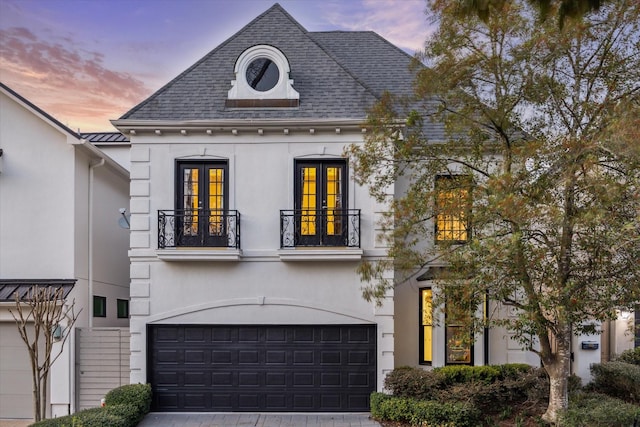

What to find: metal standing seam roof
left=118, top=2, right=444, bottom=140
left=81, top=132, right=129, bottom=144
left=0, top=279, right=76, bottom=302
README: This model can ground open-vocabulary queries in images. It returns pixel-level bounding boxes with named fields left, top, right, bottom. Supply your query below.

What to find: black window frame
left=175, top=160, right=230, bottom=247
left=419, top=287, right=433, bottom=365
left=93, top=295, right=106, bottom=318
left=434, top=174, right=472, bottom=244
left=117, top=298, right=129, bottom=319
left=293, top=159, right=348, bottom=247
left=444, top=288, right=474, bottom=365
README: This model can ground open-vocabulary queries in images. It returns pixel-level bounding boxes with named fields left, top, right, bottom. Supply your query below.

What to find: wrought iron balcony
left=280, top=209, right=360, bottom=248
left=158, top=210, right=240, bottom=249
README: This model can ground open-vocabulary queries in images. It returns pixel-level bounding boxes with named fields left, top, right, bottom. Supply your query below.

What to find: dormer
left=226, top=45, right=300, bottom=108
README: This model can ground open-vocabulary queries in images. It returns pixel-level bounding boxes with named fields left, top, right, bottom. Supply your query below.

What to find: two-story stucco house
left=0, top=83, right=130, bottom=420
left=112, top=4, right=636, bottom=413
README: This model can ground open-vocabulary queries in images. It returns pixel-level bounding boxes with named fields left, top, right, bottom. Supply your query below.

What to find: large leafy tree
left=457, top=0, right=608, bottom=28
left=347, top=0, right=639, bottom=423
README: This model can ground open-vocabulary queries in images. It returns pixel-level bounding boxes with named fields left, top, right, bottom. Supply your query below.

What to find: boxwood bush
left=30, top=383, right=152, bottom=427
left=383, top=366, right=445, bottom=399
left=617, top=347, right=640, bottom=366
left=433, top=363, right=532, bottom=385
left=561, top=392, right=640, bottom=427
left=370, top=392, right=480, bottom=427
left=589, top=361, right=640, bottom=403
left=105, top=383, right=152, bottom=421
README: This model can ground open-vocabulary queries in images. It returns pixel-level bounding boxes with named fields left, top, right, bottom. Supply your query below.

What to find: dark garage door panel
left=148, top=325, right=376, bottom=412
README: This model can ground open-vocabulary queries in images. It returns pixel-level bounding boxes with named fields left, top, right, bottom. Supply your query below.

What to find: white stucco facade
left=122, top=124, right=394, bottom=396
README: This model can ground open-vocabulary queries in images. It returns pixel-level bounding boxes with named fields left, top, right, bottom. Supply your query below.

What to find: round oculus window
left=245, top=58, right=279, bottom=91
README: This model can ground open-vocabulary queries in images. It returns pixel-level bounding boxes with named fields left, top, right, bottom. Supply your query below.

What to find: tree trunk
left=541, top=323, right=572, bottom=425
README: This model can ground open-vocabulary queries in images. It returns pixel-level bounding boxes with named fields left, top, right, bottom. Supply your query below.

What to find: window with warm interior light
left=419, top=288, right=433, bottom=364
left=294, top=160, right=347, bottom=246
left=435, top=175, right=471, bottom=243
left=445, top=288, right=473, bottom=365
left=177, top=160, right=228, bottom=246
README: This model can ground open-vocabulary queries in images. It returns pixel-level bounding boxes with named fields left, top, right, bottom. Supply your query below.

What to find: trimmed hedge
left=617, top=347, right=640, bottom=366
left=589, top=361, right=640, bottom=403
left=30, top=383, right=152, bottom=427
left=370, top=392, right=480, bottom=427
left=383, top=366, right=445, bottom=399
left=434, top=363, right=532, bottom=385
left=105, top=383, right=152, bottom=423
left=561, top=392, right=640, bottom=427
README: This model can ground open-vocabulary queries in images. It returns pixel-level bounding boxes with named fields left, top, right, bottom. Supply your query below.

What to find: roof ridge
left=1, top=82, right=81, bottom=139
left=120, top=3, right=307, bottom=119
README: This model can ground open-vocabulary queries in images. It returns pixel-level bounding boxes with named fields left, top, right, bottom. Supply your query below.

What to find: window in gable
left=246, top=58, right=279, bottom=91
left=227, top=45, right=299, bottom=108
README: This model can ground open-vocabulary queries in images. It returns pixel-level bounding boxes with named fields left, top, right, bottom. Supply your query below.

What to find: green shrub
left=30, top=383, right=152, bottom=427
left=434, top=368, right=548, bottom=412
left=590, top=361, right=640, bottom=403
left=383, top=366, right=445, bottom=399
left=434, top=363, right=532, bottom=385
left=370, top=392, right=480, bottom=427
left=561, top=392, right=640, bottom=427
left=102, top=404, right=141, bottom=426
left=105, top=383, right=152, bottom=416
left=617, top=347, right=640, bottom=366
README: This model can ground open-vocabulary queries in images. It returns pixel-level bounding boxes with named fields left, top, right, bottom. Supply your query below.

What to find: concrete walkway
left=137, top=413, right=382, bottom=427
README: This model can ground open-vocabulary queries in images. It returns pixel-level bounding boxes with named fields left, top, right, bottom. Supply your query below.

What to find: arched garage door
left=148, top=324, right=376, bottom=412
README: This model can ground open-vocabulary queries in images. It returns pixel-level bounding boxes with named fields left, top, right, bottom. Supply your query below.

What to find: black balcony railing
left=158, top=210, right=240, bottom=249
left=280, top=209, right=360, bottom=248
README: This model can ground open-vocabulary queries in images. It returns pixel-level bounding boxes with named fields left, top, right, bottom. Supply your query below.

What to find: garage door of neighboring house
left=0, top=322, right=34, bottom=419
left=148, top=324, right=376, bottom=412
left=75, top=328, right=130, bottom=410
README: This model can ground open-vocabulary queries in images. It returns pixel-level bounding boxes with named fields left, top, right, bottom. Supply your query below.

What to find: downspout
left=88, top=158, right=105, bottom=328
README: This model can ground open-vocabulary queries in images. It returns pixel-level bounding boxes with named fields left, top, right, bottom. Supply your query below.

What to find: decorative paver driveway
left=137, top=413, right=382, bottom=427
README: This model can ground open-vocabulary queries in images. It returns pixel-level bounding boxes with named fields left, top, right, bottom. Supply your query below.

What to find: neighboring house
left=0, top=83, right=130, bottom=420
left=111, top=4, right=637, bottom=413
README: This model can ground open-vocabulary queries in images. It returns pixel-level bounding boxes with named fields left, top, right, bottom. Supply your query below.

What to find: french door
left=177, top=161, right=228, bottom=247
left=295, top=160, right=347, bottom=246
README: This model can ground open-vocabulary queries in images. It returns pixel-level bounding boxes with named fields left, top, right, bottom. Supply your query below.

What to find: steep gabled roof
left=1, top=82, right=80, bottom=139
left=119, top=3, right=419, bottom=122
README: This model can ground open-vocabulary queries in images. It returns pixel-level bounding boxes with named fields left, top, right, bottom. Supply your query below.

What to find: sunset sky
left=0, top=0, right=432, bottom=132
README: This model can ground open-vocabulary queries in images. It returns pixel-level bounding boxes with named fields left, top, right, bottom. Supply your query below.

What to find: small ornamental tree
left=347, top=0, right=639, bottom=424
left=10, top=285, right=80, bottom=422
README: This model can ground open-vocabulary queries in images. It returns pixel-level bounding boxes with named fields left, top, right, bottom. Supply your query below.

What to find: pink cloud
left=0, top=27, right=151, bottom=131
left=324, top=0, right=433, bottom=54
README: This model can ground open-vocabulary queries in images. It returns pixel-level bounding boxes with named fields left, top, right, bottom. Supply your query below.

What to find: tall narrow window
left=419, top=288, right=433, bottom=364
left=295, top=160, right=347, bottom=246
left=435, top=175, right=471, bottom=243
left=445, top=289, right=473, bottom=365
left=177, top=161, right=228, bottom=247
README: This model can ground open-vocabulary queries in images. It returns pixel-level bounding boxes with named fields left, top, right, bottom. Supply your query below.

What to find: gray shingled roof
left=0, top=279, right=76, bottom=302
left=120, top=3, right=438, bottom=129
